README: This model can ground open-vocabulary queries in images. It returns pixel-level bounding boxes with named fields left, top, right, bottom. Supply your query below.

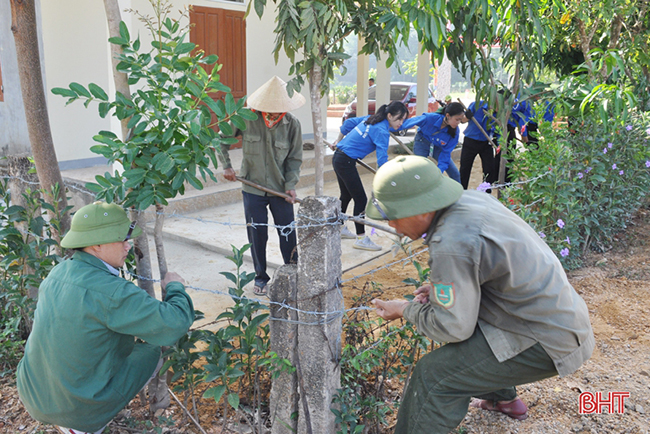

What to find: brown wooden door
left=190, top=5, right=246, bottom=100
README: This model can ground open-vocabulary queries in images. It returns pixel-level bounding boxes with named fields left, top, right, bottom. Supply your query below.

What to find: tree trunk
left=10, top=0, right=70, bottom=237
left=309, top=64, right=325, bottom=196
left=154, top=203, right=168, bottom=298
left=103, top=2, right=170, bottom=409
left=103, top=0, right=131, bottom=141
left=8, top=156, right=39, bottom=302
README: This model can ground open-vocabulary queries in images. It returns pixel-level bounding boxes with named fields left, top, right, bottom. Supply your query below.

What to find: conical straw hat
left=247, top=76, right=306, bottom=113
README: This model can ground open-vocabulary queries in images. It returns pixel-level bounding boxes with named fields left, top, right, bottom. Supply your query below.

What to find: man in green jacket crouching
left=17, top=201, right=195, bottom=434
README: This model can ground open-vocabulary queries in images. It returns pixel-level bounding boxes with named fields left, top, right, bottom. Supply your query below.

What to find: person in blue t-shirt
left=522, top=101, right=555, bottom=149
left=332, top=101, right=408, bottom=251
left=459, top=101, right=498, bottom=190
left=493, top=96, right=533, bottom=184
left=397, top=102, right=466, bottom=184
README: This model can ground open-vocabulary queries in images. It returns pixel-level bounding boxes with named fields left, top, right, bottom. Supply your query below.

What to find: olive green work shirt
left=218, top=113, right=303, bottom=195
left=403, top=191, right=594, bottom=377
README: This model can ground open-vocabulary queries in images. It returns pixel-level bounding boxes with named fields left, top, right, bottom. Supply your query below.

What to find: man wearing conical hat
left=17, top=202, right=195, bottom=434
left=366, top=156, right=594, bottom=433
left=219, top=76, right=306, bottom=296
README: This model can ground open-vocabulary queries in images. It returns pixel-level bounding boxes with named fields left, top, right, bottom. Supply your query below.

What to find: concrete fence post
left=269, top=196, right=343, bottom=434
left=269, top=264, right=299, bottom=433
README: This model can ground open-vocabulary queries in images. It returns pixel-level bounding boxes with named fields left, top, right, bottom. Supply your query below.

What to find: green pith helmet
left=365, top=156, right=463, bottom=221
left=61, top=201, right=142, bottom=249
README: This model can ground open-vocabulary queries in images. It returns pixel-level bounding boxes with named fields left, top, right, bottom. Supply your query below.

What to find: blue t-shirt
left=340, top=116, right=370, bottom=136
left=463, top=101, right=495, bottom=142
left=399, top=112, right=459, bottom=172
left=510, top=99, right=533, bottom=128
left=522, top=102, right=555, bottom=137
left=336, top=118, right=391, bottom=167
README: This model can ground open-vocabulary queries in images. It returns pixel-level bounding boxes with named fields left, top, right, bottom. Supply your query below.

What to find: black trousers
left=494, top=125, right=516, bottom=184
left=332, top=150, right=366, bottom=235
left=459, top=137, right=496, bottom=189
left=242, top=191, right=297, bottom=287
left=525, top=122, right=539, bottom=149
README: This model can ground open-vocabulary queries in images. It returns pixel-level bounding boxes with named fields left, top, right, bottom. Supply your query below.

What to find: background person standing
left=459, top=100, right=497, bottom=189
left=219, top=76, right=305, bottom=296
left=331, top=101, right=408, bottom=250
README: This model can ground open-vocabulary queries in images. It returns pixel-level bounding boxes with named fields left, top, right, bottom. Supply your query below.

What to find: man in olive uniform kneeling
left=367, top=156, right=594, bottom=433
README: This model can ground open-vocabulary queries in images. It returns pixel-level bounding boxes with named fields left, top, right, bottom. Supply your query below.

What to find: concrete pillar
left=375, top=53, right=390, bottom=109
left=296, top=196, right=343, bottom=434
left=269, top=264, right=299, bottom=434
left=356, top=36, right=370, bottom=117
left=416, top=44, right=430, bottom=116
left=436, top=56, right=453, bottom=99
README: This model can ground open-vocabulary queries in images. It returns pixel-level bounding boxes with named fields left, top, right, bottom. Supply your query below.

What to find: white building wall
left=0, top=0, right=43, bottom=158
left=40, top=0, right=113, bottom=168
left=31, top=0, right=321, bottom=169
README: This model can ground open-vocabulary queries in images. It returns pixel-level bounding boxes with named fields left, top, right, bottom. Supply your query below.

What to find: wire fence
left=2, top=173, right=430, bottom=326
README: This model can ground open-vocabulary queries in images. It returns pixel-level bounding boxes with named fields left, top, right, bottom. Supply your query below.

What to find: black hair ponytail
left=442, top=102, right=464, bottom=138
left=367, top=101, right=409, bottom=125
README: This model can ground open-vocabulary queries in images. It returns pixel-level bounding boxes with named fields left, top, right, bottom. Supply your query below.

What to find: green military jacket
left=218, top=113, right=303, bottom=195
left=403, top=191, right=594, bottom=377
left=17, top=251, right=195, bottom=432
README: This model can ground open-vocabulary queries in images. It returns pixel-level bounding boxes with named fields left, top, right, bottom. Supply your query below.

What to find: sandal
left=470, top=397, right=528, bottom=420
left=253, top=284, right=268, bottom=297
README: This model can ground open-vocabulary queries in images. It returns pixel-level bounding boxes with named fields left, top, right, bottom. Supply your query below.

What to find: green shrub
left=334, top=282, right=430, bottom=433
left=0, top=178, right=69, bottom=375
left=330, top=84, right=358, bottom=105
left=502, top=109, right=650, bottom=267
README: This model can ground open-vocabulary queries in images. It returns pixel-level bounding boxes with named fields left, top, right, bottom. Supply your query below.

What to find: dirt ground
left=2, top=203, right=650, bottom=433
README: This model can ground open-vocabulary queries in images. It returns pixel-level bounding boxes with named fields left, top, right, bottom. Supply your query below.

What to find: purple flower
left=538, top=232, right=546, bottom=238
left=603, top=148, right=608, bottom=154
left=608, top=142, right=613, bottom=148
left=557, top=219, right=565, bottom=229
left=646, top=128, right=650, bottom=135
left=619, top=170, right=624, bottom=175
left=586, top=167, right=592, bottom=173
left=612, top=163, right=617, bottom=170
left=370, top=227, right=377, bottom=236
left=646, top=160, right=650, bottom=168
left=477, top=182, right=492, bottom=192
left=577, top=172, right=584, bottom=179
left=560, top=248, right=570, bottom=257
left=626, top=125, right=633, bottom=131
left=565, top=236, right=571, bottom=244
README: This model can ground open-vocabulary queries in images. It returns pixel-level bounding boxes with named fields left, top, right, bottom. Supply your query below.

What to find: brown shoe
left=471, top=397, right=529, bottom=420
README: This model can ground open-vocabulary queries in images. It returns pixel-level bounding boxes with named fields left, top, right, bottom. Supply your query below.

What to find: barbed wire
left=478, top=170, right=551, bottom=192
left=1, top=173, right=433, bottom=367
left=1, top=173, right=429, bottom=330
left=128, top=271, right=376, bottom=326
left=2, top=170, right=553, bottom=236
left=341, top=246, right=428, bottom=284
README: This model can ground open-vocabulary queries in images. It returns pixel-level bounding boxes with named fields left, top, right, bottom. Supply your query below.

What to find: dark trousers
left=242, top=191, right=297, bottom=287
left=526, top=122, right=539, bottom=149
left=459, top=137, right=496, bottom=189
left=494, top=125, right=516, bottom=184
left=332, top=150, right=366, bottom=235
left=395, top=327, right=558, bottom=434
